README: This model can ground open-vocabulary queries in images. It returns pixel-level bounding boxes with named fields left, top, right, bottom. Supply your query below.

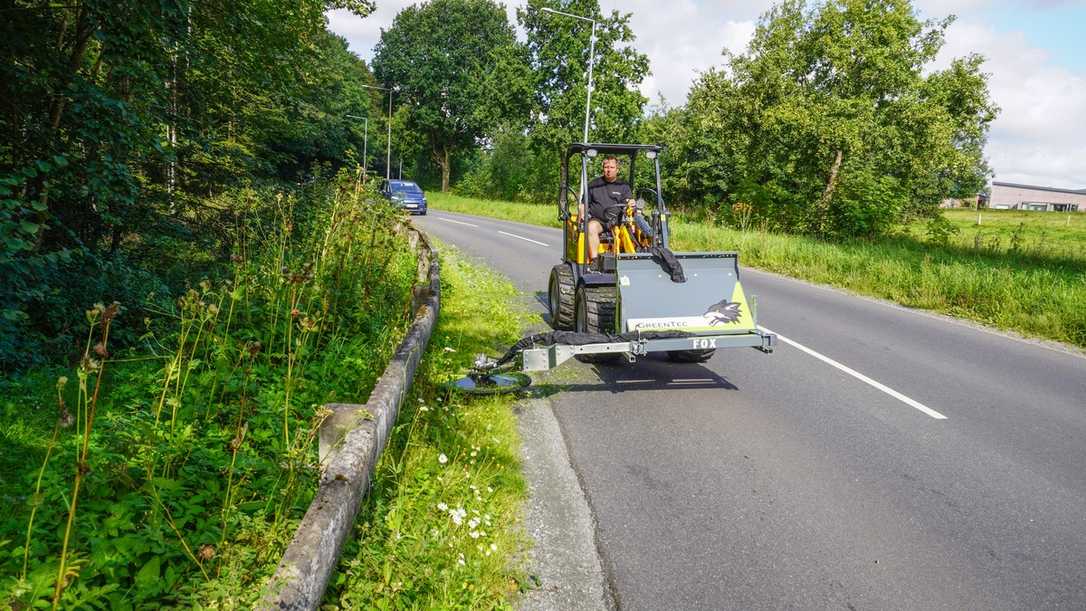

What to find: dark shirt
left=585, top=177, right=633, bottom=223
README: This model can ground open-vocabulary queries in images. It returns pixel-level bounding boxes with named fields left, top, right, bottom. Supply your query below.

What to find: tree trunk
left=433, top=142, right=451, bottom=192
left=816, top=149, right=844, bottom=234
left=48, top=6, right=96, bottom=133
left=34, top=5, right=96, bottom=251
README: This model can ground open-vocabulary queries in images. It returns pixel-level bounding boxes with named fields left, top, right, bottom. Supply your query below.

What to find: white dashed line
left=498, top=230, right=549, bottom=247
left=437, top=217, right=479, bottom=227
left=759, top=325, right=948, bottom=420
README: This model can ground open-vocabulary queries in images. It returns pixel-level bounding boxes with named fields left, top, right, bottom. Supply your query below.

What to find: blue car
left=381, top=180, right=427, bottom=215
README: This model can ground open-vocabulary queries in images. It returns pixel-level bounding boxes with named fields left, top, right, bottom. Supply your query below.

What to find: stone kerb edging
left=258, top=221, right=440, bottom=610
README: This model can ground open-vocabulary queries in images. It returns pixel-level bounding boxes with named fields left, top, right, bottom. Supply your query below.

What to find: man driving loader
left=578, top=155, right=633, bottom=261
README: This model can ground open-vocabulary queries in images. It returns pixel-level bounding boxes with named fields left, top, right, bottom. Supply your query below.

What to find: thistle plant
left=52, top=302, right=119, bottom=608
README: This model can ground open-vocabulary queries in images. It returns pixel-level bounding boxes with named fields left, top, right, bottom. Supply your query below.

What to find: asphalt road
left=416, top=210, right=1086, bottom=610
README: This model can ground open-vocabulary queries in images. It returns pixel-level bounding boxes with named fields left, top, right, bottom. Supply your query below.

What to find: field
left=922, top=208, right=1086, bottom=263
left=427, top=192, right=1086, bottom=349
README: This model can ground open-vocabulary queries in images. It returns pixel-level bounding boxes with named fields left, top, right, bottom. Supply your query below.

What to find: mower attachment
left=521, top=330, right=774, bottom=371
left=618, top=252, right=755, bottom=335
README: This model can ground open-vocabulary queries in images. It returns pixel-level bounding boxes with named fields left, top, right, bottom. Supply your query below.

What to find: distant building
left=989, top=181, right=1086, bottom=212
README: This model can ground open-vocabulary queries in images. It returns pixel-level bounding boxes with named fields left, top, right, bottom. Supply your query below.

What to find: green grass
left=910, top=208, right=1086, bottom=263
left=429, top=192, right=1086, bottom=349
left=325, top=243, right=533, bottom=608
left=429, top=192, right=561, bottom=229
left=0, top=175, right=420, bottom=608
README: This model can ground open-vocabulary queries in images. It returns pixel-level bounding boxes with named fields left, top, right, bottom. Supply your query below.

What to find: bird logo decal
left=703, top=299, right=742, bottom=326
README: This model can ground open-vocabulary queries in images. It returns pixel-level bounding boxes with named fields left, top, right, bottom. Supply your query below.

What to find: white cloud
left=326, top=2, right=419, bottom=62
left=936, top=20, right=1086, bottom=188
left=614, top=0, right=758, bottom=106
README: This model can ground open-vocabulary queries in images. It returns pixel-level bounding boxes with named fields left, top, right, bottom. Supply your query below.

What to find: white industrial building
left=988, top=181, right=1086, bottom=212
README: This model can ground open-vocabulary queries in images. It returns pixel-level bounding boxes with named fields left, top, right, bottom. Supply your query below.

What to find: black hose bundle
left=489, top=329, right=693, bottom=368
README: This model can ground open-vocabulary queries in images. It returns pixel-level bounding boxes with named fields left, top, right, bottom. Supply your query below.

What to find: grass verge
left=0, top=174, right=418, bottom=608
left=429, top=191, right=1086, bottom=348
left=324, top=242, right=533, bottom=609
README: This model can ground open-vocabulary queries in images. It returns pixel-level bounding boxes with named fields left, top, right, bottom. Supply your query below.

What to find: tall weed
left=1, top=171, right=420, bottom=607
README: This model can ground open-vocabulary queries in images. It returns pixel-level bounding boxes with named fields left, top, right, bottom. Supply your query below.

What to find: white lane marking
left=759, top=325, right=948, bottom=420
left=437, top=216, right=478, bottom=227
left=498, top=230, right=549, bottom=247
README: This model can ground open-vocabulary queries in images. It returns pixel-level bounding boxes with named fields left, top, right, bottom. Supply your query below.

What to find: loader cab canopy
left=559, top=142, right=667, bottom=216
left=564, top=143, right=662, bottom=159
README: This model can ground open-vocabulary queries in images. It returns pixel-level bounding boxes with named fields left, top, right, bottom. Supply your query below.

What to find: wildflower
left=443, top=346, right=456, bottom=353
left=467, top=517, right=480, bottom=529
left=207, top=303, right=220, bottom=316
left=489, top=543, right=497, bottom=552
left=469, top=530, right=480, bottom=539
left=457, top=553, right=465, bottom=566
left=197, top=545, right=216, bottom=561
left=438, top=453, right=448, bottom=465
left=437, top=502, right=448, bottom=512
left=450, top=507, right=466, bottom=525
left=419, top=406, right=429, bottom=412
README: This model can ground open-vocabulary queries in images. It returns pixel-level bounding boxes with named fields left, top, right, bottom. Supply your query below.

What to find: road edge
left=515, top=396, right=613, bottom=611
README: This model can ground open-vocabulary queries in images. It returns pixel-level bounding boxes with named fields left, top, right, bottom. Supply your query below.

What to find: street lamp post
left=541, top=7, right=597, bottom=144
left=345, top=114, right=368, bottom=179
left=362, top=84, right=395, bottom=181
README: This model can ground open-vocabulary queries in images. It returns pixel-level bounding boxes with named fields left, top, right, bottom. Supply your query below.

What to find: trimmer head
left=444, top=354, right=532, bottom=395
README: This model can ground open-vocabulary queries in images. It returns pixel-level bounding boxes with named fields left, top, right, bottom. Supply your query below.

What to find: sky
left=326, top=0, right=1086, bottom=189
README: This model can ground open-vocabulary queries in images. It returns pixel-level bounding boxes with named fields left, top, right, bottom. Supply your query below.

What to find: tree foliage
left=0, top=0, right=380, bottom=367
left=497, top=0, right=650, bottom=200
left=655, top=0, right=997, bottom=237
left=372, top=0, right=531, bottom=192
left=519, top=0, right=649, bottom=151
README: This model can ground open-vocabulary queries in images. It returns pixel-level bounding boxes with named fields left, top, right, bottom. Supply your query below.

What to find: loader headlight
left=586, top=148, right=598, bottom=158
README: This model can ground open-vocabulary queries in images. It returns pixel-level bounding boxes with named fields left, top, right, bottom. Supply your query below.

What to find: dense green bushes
left=1, top=1, right=384, bottom=369
left=453, top=0, right=996, bottom=241
left=0, top=174, right=419, bottom=607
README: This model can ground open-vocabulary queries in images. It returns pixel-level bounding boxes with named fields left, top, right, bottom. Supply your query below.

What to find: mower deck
left=521, top=328, right=775, bottom=371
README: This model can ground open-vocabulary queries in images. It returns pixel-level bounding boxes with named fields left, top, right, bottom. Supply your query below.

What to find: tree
left=513, top=0, right=649, bottom=200
left=0, top=0, right=378, bottom=367
left=372, top=0, right=531, bottom=192
left=519, top=0, right=649, bottom=150
left=677, top=0, right=997, bottom=236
